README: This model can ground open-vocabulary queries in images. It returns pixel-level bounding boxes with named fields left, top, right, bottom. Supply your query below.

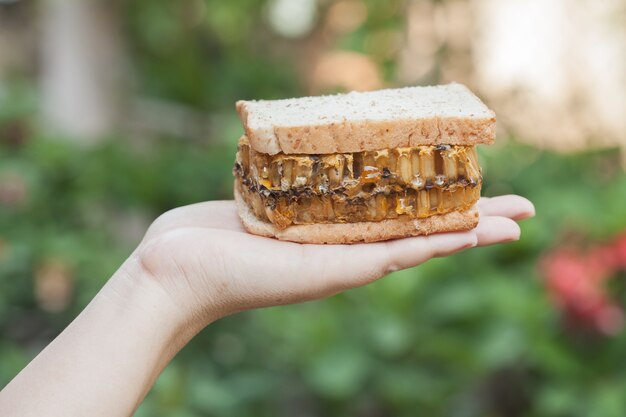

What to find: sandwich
left=233, top=83, right=495, bottom=244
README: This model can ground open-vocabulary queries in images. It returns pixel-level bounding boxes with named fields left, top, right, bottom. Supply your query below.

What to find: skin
left=0, top=195, right=534, bottom=417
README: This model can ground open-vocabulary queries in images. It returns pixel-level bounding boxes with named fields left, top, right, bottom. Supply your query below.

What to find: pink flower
left=541, top=242, right=625, bottom=336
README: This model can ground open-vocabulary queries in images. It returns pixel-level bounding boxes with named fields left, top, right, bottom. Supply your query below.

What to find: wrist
left=110, top=251, right=223, bottom=344
left=104, top=255, right=205, bottom=353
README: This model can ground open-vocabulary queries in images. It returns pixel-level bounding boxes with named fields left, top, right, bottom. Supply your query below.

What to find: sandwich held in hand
left=233, top=83, right=495, bottom=244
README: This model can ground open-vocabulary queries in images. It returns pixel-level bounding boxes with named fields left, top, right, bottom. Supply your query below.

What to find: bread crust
left=234, top=187, right=479, bottom=244
left=238, top=114, right=496, bottom=155
left=236, top=83, right=496, bottom=155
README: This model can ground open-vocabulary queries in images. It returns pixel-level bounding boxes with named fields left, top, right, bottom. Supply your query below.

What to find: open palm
left=136, top=195, right=534, bottom=320
left=0, top=194, right=536, bottom=417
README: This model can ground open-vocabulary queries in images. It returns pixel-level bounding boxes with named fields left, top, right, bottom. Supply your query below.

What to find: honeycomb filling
left=234, top=136, right=482, bottom=229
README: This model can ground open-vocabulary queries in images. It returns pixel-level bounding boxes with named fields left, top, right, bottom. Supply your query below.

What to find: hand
left=0, top=195, right=534, bottom=417
left=129, top=195, right=535, bottom=329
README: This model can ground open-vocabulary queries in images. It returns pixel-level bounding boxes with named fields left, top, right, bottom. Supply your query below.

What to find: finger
left=316, top=214, right=525, bottom=290
left=305, top=231, right=478, bottom=292
left=474, top=215, right=521, bottom=246
left=144, top=201, right=244, bottom=242
left=145, top=195, right=534, bottom=241
left=384, top=231, right=478, bottom=269
left=477, top=195, right=535, bottom=220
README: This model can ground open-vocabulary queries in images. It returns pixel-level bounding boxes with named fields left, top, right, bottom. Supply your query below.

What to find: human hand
left=0, top=195, right=534, bottom=417
left=128, top=195, right=534, bottom=330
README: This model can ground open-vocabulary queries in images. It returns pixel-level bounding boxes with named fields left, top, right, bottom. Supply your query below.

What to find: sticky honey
left=234, top=136, right=482, bottom=229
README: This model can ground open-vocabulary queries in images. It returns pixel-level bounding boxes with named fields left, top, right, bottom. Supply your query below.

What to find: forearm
left=0, top=256, right=203, bottom=417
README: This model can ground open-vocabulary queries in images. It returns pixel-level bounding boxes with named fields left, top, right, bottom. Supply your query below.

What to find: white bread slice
left=236, top=83, right=495, bottom=155
left=234, top=186, right=479, bottom=244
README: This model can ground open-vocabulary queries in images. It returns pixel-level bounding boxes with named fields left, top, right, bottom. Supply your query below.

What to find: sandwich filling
left=234, top=136, right=482, bottom=229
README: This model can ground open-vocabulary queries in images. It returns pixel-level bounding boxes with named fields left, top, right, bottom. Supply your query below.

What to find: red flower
left=614, top=234, right=626, bottom=269
left=541, top=233, right=626, bottom=336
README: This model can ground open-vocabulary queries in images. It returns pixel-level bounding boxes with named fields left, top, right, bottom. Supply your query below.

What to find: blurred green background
left=2, top=0, right=626, bottom=416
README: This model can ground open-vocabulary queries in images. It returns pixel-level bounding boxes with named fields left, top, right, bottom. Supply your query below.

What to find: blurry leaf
left=378, top=367, right=442, bottom=407
left=152, top=365, right=187, bottom=409
left=0, top=344, right=28, bottom=386
left=477, top=325, right=525, bottom=370
left=420, top=281, right=483, bottom=321
left=589, top=382, right=626, bottom=417
left=189, top=375, right=238, bottom=411
left=536, top=385, right=582, bottom=416
left=305, top=346, right=369, bottom=399
left=367, top=314, right=412, bottom=357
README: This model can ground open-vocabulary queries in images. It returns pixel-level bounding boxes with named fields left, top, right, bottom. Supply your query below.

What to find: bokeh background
left=2, top=0, right=626, bottom=415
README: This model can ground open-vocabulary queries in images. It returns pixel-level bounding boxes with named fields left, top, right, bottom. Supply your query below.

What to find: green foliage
left=3, top=127, right=626, bottom=415
left=2, top=1, right=626, bottom=415
left=123, top=0, right=299, bottom=107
